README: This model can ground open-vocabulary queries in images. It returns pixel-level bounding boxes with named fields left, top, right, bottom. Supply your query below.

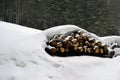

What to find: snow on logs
left=45, top=30, right=115, bottom=58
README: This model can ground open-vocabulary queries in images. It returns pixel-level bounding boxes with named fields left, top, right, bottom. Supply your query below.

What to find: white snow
left=101, top=36, right=120, bottom=45
left=44, top=25, right=100, bottom=41
left=101, top=36, right=120, bottom=56
left=0, top=21, right=120, bottom=80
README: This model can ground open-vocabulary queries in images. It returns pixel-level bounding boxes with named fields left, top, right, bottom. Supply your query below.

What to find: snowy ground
left=0, top=21, right=120, bottom=80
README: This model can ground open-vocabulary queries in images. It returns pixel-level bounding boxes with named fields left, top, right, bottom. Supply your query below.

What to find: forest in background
left=0, top=0, right=120, bottom=36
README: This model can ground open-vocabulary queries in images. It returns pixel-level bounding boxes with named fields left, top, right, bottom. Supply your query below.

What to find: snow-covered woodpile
left=45, top=30, right=115, bottom=58
left=111, top=42, right=120, bottom=49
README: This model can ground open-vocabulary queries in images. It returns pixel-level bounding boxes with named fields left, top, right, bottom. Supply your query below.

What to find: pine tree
left=0, top=0, right=119, bottom=36
left=83, top=0, right=118, bottom=36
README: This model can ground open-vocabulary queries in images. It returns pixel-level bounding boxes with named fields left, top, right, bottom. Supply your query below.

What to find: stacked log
left=45, top=30, right=115, bottom=58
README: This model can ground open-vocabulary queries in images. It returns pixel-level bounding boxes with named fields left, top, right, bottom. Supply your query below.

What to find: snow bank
left=0, top=21, right=57, bottom=80
left=0, top=21, right=120, bottom=80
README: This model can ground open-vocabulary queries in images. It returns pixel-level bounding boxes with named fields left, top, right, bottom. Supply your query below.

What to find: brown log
left=71, top=33, right=75, bottom=38
left=86, top=36, right=90, bottom=41
left=78, top=31, right=83, bottom=35
left=91, top=42, right=96, bottom=48
left=83, top=36, right=88, bottom=41
left=63, top=40, right=68, bottom=46
left=57, top=42, right=63, bottom=48
left=45, top=46, right=58, bottom=54
left=96, top=41, right=102, bottom=47
left=109, top=51, right=115, bottom=58
left=51, top=48, right=58, bottom=53
left=79, top=42, right=83, bottom=47
left=52, top=35, right=59, bottom=40
left=72, top=39, right=77, bottom=44
left=72, top=39, right=79, bottom=47
left=94, top=46, right=99, bottom=54
left=60, top=35, right=65, bottom=40
left=66, top=41, right=72, bottom=48
left=74, top=42, right=79, bottom=47
left=87, top=47, right=92, bottom=54
left=49, top=39, right=57, bottom=47
left=89, top=38, right=95, bottom=43
left=77, top=35, right=83, bottom=41
left=69, top=36, right=74, bottom=41
left=99, top=48, right=104, bottom=54
left=103, top=45, right=108, bottom=54
left=83, top=46, right=87, bottom=53
left=78, top=47, right=83, bottom=53
left=60, top=47, right=65, bottom=53
left=65, top=48, right=69, bottom=53
left=85, top=41, right=90, bottom=47
left=87, top=35, right=91, bottom=39
left=73, top=46, right=78, bottom=51
left=45, top=46, right=58, bottom=55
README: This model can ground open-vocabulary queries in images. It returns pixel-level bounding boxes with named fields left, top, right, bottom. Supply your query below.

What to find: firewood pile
left=45, top=30, right=115, bottom=58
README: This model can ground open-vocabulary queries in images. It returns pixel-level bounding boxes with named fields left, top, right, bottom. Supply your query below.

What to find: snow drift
left=0, top=21, right=120, bottom=80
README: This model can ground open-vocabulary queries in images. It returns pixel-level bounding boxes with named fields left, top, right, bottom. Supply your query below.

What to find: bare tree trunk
left=1, top=0, right=5, bottom=21
left=16, top=0, right=21, bottom=24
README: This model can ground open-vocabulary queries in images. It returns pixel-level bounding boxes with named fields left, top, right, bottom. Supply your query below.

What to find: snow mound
left=44, top=25, right=100, bottom=41
left=101, top=36, right=120, bottom=45
left=101, top=36, right=120, bottom=56
left=0, top=21, right=120, bottom=80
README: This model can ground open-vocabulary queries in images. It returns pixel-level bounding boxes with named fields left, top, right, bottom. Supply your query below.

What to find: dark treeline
left=0, top=0, right=119, bottom=36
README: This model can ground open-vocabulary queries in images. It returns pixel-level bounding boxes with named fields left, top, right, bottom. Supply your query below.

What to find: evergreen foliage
left=0, top=0, right=119, bottom=36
